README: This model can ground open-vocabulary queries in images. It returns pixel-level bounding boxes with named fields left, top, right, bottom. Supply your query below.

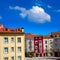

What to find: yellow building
left=0, top=24, right=25, bottom=60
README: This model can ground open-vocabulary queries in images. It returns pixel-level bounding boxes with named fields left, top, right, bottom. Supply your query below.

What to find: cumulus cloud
left=9, top=6, right=51, bottom=23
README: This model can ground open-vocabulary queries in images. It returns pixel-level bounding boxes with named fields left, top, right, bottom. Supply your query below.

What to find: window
left=50, top=45, right=53, bottom=48
left=4, top=38, right=8, bottom=43
left=35, top=46, right=38, bottom=49
left=18, top=29, right=20, bottom=31
left=11, top=57, right=14, bottom=60
left=35, top=41, right=38, bottom=44
left=45, top=40, right=47, bottom=44
left=29, top=40, right=32, bottom=45
left=57, top=44, right=60, bottom=47
left=29, top=46, right=32, bottom=51
left=39, top=40, right=42, bottom=43
left=18, top=47, right=21, bottom=52
left=18, top=38, right=21, bottom=43
left=40, top=45, right=42, bottom=48
left=18, top=56, right=21, bottom=60
left=5, top=28, right=8, bottom=31
left=4, top=57, right=8, bottom=60
left=50, top=42, right=53, bottom=44
left=4, top=48, right=8, bottom=54
left=45, top=45, right=47, bottom=48
left=11, top=47, right=14, bottom=52
left=11, top=38, right=14, bottom=43
left=55, top=35, right=57, bottom=37
left=50, top=40, right=52, bottom=41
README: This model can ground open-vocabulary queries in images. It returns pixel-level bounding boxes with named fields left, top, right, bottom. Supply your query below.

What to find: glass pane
left=18, top=56, right=21, bottom=60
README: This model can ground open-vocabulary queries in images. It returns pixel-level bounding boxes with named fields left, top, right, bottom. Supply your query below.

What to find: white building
left=25, top=33, right=36, bottom=53
left=43, top=36, right=54, bottom=57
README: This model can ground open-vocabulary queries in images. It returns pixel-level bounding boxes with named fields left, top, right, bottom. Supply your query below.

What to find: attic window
left=18, top=29, right=20, bottom=31
left=11, top=29, right=15, bottom=32
left=5, top=28, right=8, bottom=31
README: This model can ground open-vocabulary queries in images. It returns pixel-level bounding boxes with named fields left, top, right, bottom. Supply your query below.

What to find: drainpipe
left=15, top=36, right=16, bottom=60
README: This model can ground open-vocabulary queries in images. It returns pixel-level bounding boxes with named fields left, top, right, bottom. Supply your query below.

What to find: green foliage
left=25, top=52, right=34, bottom=57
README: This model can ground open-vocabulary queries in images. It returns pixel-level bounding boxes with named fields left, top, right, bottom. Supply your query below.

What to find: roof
left=43, top=34, right=53, bottom=39
left=0, top=24, right=24, bottom=34
left=43, top=36, right=52, bottom=39
left=51, top=32, right=60, bottom=35
left=25, top=33, right=36, bottom=38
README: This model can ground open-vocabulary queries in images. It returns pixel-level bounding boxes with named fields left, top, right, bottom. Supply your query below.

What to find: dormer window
left=18, top=28, right=20, bottom=31
left=5, top=28, right=8, bottom=31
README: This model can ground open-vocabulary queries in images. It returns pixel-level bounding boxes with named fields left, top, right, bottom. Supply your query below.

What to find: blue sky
left=0, top=0, right=60, bottom=35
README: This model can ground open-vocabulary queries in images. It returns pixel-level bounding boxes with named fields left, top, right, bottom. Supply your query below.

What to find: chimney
left=0, top=24, right=4, bottom=28
left=21, top=27, right=24, bottom=32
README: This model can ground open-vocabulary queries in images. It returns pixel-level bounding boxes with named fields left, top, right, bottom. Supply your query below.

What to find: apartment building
left=25, top=33, right=36, bottom=53
left=51, top=32, right=60, bottom=57
left=34, top=36, right=44, bottom=57
left=0, top=24, right=25, bottom=60
left=25, top=32, right=60, bottom=57
left=43, top=36, right=54, bottom=57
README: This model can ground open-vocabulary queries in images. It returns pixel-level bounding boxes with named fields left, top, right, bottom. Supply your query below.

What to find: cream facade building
left=0, top=24, right=25, bottom=60
left=43, top=36, right=54, bottom=57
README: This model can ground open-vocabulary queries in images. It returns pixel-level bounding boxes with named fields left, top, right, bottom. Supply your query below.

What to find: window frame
left=11, top=37, right=14, bottom=43
left=4, top=37, right=8, bottom=43
left=11, top=56, right=14, bottom=60
left=4, top=57, right=8, bottom=60
left=4, top=47, right=8, bottom=54
left=17, top=38, right=21, bottom=43
left=11, top=47, right=14, bottom=52
left=45, top=40, right=47, bottom=44
left=18, top=47, right=21, bottom=52
left=18, top=56, right=21, bottom=60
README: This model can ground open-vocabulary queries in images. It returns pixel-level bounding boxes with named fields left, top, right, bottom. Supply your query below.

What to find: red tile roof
left=0, top=24, right=24, bottom=34
left=25, top=33, right=36, bottom=38
left=43, top=34, right=52, bottom=39
left=51, top=32, right=60, bottom=35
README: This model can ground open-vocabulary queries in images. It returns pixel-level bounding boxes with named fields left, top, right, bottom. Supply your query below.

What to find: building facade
left=34, top=36, right=44, bottom=57
left=0, top=24, right=25, bottom=60
left=43, top=36, right=54, bottom=57
left=51, top=32, right=60, bottom=57
left=25, top=33, right=36, bottom=57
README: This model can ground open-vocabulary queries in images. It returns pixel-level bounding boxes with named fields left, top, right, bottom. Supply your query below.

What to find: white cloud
left=54, top=9, right=60, bottom=12
left=9, top=6, right=51, bottom=23
left=47, top=5, right=52, bottom=8
left=0, top=16, right=2, bottom=19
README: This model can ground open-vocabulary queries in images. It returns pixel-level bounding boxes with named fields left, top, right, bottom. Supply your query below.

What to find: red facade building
left=34, top=36, right=44, bottom=57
